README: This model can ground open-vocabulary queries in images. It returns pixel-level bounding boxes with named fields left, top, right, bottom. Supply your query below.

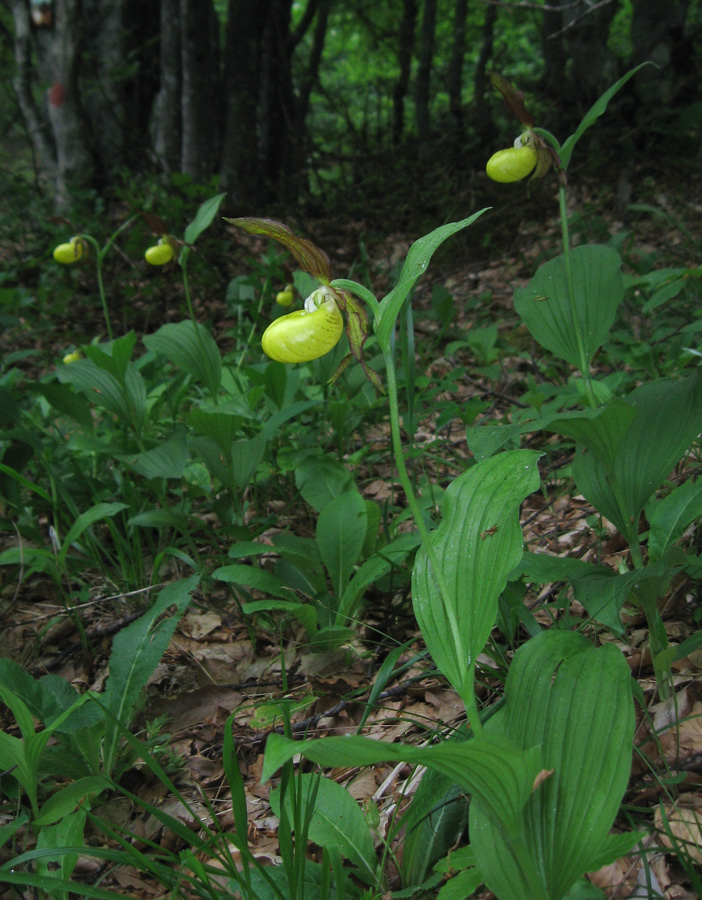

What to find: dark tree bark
left=8, top=0, right=56, bottom=182
left=563, top=0, right=620, bottom=105
left=152, top=0, right=182, bottom=173
left=180, top=0, right=221, bottom=182
left=258, top=0, right=295, bottom=197
left=541, top=0, right=569, bottom=102
left=447, top=0, right=468, bottom=132
left=392, top=0, right=417, bottom=144
left=631, top=0, right=692, bottom=106
left=414, top=0, right=436, bottom=141
left=45, top=0, right=95, bottom=207
left=473, top=0, right=497, bottom=141
left=220, top=0, right=269, bottom=205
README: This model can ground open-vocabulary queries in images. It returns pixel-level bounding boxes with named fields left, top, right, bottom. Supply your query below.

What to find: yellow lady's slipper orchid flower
left=262, top=286, right=343, bottom=363
left=62, top=350, right=83, bottom=364
left=145, top=238, right=175, bottom=265
left=486, top=134, right=538, bottom=183
left=275, top=285, right=294, bottom=307
left=53, top=236, right=85, bottom=265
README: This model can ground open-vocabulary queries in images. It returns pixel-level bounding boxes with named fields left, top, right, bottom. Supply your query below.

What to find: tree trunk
left=473, top=0, right=497, bottom=142
left=392, top=0, right=417, bottom=145
left=46, top=0, right=95, bottom=208
left=563, top=0, right=620, bottom=108
left=414, top=0, right=436, bottom=141
left=447, top=0, right=468, bottom=131
left=180, top=0, right=221, bottom=182
left=220, top=0, right=269, bottom=206
left=258, top=0, right=295, bottom=199
left=631, top=0, right=692, bottom=105
left=152, top=0, right=182, bottom=173
left=8, top=0, right=56, bottom=183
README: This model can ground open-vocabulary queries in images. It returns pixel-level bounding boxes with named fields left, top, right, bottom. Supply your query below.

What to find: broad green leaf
left=231, top=430, right=268, bottom=490
left=263, top=731, right=541, bottom=837
left=573, top=370, right=702, bottom=540
left=212, top=563, right=292, bottom=599
left=295, top=455, right=355, bottom=511
left=144, top=321, right=222, bottom=397
left=647, top=477, right=702, bottom=562
left=188, top=405, right=250, bottom=456
left=559, top=64, right=652, bottom=169
left=400, top=771, right=468, bottom=886
left=470, top=631, right=635, bottom=900
left=57, top=502, right=128, bottom=567
left=514, top=245, right=623, bottom=370
left=120, top=429, right=189, bottom=480
left=33, top=776, right=109, bottom=826
left=316, top=491, right=367, bottom=605
left=101, top=576, right=198, bottom=775
left=412, top=450, right=541, bottom=699
left=271, top=774, right=377, bottom=882
left=183, top=192, right=226, bottom=245
left=546, top=399, right=636, bottom=473
left=58, top=360, right=146, bottom=434
left=376, top=211, right=489, bottom=352
left=83, top=332, right=137, bottom=382
left=26, top=383, right=93, bottom=432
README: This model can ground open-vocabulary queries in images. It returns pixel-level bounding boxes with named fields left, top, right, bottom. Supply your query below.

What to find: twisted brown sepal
left=490, top=71, right=535, bottom=129
left=143, top=211, right=170, bottom=236
left=226, top=217, right=332, bottom=284
left=331, top=290, right=385, bottom=394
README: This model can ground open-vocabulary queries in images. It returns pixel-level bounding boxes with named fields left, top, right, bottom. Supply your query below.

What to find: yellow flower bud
left=486, top=144, right=538, bottom=183
left=145, top=238, right=175, bottom=266
left=275, top=285, right=294, bottom=307
left=53, top=236, right=85, bottom=265
left=62, top=350, right=83, bottom=364
left=262, top=287, right=343, bottom=363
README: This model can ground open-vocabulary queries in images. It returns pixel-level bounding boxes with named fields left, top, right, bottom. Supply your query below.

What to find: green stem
left=558, top=184, right=597, bottom=408
left=384, top=346, right=482, bottom=733
left=181, top=253, right=218, bottom=404
left=83, top=236, right=114, bottom=341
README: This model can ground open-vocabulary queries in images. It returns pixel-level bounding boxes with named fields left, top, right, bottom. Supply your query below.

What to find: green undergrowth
left=1, top=69, right=702, bottom=900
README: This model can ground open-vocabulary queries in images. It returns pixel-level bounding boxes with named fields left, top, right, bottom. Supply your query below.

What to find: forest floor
left=2, top=164, right=702, bottom=899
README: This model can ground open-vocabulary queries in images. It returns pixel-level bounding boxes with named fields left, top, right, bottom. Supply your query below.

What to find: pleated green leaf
left=573, top=370, right=702, bottom=539
left=263, top=732, right=541, bottom=838
left=376, top=211, right=489, bottom=352
left=143, top=320, right=222, bottom=397
left=316, top=491, right=367, bottom=604
left=514, top=245, right=623, bottom=369
left=647, top=476, right=702, bottom=562
left=470, top=631, right=635, bottom=900
left=412, top=450, right=541, bottom=699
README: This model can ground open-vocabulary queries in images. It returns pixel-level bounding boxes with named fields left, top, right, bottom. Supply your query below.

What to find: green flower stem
left=181, top=251, right=218, bottom=404
left=558, top=184, right=597, bottom=409
left=237, top=277, right=269, bottom=370
left=83, top=235, right=114, bottom=341
left=384, top=346, right=483, bottom=733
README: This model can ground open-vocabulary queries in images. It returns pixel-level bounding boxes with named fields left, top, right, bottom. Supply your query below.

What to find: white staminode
left=303, top=285, right=337, bottom=314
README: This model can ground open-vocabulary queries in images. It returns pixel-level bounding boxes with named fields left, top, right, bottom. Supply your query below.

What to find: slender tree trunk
left=152, top=0, right=182, bottom=173
left=447, top=0, right=468, bottom=131
left=541, top=0, right=568, bottom=103
left=414, top=0, right=436, bottom=141
left=47, top=0, right=95, bottom=208
left=180, top=0, right=221, bottom=182
left=8, top=0, right=56, bottom=181
left=220, top=0, right=268, bottom=205
left=392, top=0, right=417, bottom=145
left=474, top=0, right=497, bottom=141
left=259, top=0, right=295, bottom=198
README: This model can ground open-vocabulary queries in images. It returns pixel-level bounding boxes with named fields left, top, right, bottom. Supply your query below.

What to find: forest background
left=2, top=0, right=700, bottom=224
left=2, top=2, right=702, bottom=899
